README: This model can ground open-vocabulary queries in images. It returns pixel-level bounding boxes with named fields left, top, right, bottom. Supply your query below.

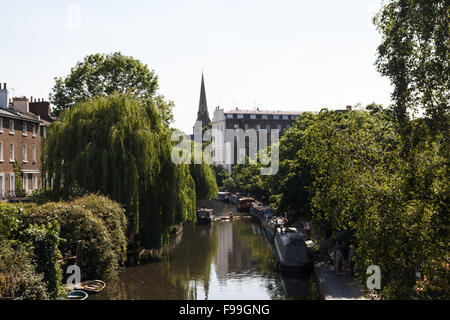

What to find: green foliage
left=13, top=161, right=24, bottom=197
left=211, top=165, right=229, bottom=189
left=22, top=195, right=128, bottom=281
left=42, top=93, right=196, bottom=249
left=189, top=163, right=219, bottom=201
left=0, top=202, right=64, bottom=299
left=374, top=0, right=449, bottom=136
left=0, top=194, right=127, bottom=299
left=0, top=241, right=49, bottom=300
left=229, top=107, right=448, bottom=299
left=50, top=52, right=159, bottom=116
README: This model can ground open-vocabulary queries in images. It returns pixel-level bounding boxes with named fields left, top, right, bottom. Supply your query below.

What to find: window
left=9, top=120, right=14, bottom=135
left=22, top=121, right=27, bottom=136
left=0, top=174, right=4, bottom=199
left=256, top=124, right=261, bottom=131
left=273, top=115, right=280, bottom=120
left=32, top=124, right=37, bottom=137
left=9, top=143, right=14, bottom=162
left=9, top=173, right=15, bottom=197
left=23, top=174, right=28, bottom=194
left=283, top=115, right=289, bottom=120
left=0, top=142, right=3, bottom=162
left=234, top=124, right=239, bottom=131
left=0, top=117, right=3, bottom=133
left=276, top=124, right=281, bottom=131
left=226, top=114, right=233, bottom=119
left=250, top=115, right=256, bottom=119
left=244, top=124, right=249, bottom=132
left=237, top=114, right=243, bottom=119
left=266, top=124, right=270, bottom=131
left=262, top=115, right=268, bottom=120
left=32, top=144, right=36, bottom=163
left=32, top=174, right=38, bottom=190
left=22, top=144, right=27, bottom=163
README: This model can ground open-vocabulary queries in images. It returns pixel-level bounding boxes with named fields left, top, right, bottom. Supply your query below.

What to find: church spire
left=196, top=72, right=211, bottom=126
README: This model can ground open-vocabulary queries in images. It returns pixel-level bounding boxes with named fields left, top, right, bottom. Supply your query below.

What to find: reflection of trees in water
left=93, top=221, right=219, bottom=300
left=163, top=221, right=219, bottom=300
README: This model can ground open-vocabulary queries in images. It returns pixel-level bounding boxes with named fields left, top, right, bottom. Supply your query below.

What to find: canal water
left=91, top=200, right=318, bottom=300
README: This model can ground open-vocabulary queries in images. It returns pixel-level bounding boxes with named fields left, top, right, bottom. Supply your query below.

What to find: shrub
left=23, top=194, right=127, bottom=281
left=0, top=241, right=49, bottom=300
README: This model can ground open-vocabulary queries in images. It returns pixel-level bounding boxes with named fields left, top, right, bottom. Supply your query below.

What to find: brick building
left=0, top=83, right=55, bottom=200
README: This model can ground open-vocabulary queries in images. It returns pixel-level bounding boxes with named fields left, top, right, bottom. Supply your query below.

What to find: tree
left=43, top=93, right=196, bottom=249
left=374, top=0, right=449, bottom=144
left=50, top=52, right=162, bottom=117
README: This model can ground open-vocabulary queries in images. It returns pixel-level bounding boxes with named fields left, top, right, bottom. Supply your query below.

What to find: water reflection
left=91, top=200, right=317, bottom=300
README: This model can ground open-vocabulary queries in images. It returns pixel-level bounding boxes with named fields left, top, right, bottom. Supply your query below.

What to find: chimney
left=12, top=97, right=30, bottom=113
left=3, top=83, right=6, bottom=90
left=0, top=82, right=8, bottom=108
left=29, top=98, right=51, bottom=118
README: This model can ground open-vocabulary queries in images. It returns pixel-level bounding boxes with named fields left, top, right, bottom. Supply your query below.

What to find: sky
left=0, top=0, right=392, bottom=133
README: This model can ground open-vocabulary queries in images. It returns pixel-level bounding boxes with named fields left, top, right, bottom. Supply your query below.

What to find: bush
left=0, top=194, right=127, bottom=299
left=0, top=242, right=49, bottom=300
left=23, top=194, right=127, bottom=281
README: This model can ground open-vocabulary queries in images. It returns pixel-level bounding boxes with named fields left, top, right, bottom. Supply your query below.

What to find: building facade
left=211, top=107, right=305, bottom=171
left=0, top=83, right=55, bottom=200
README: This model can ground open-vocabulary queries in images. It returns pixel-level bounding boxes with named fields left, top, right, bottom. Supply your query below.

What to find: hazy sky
left=0, top=0, right=392, bottom=133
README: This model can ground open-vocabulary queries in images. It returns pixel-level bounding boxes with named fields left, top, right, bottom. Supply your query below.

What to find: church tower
left=196, top=73, right=211, bottom=127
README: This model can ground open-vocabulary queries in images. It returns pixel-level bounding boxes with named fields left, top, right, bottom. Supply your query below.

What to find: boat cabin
left=237, top=197, right=255, bottom=212
left=196, top=208, right=214, bottom=224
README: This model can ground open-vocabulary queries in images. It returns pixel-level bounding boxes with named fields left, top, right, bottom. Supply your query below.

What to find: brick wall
left=0, top=116, right=42, bottom=199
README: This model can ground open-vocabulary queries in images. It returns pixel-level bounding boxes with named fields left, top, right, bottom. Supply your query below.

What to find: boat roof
left=239, top=197, right=254, bottom=201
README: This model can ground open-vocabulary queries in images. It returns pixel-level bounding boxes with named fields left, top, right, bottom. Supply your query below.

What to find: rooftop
left=224, top=108, right=306, bottom=115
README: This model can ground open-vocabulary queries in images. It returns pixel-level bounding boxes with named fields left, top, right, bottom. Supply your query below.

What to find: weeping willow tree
left=189, top=163, right=219, bottom=201
left=42, top=93, right=196, bottom=249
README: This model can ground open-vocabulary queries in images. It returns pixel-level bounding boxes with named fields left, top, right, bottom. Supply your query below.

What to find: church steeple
left=196, top=72, right=211, bottom=126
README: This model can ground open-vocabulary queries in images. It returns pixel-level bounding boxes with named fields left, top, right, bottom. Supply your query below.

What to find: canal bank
left=313, top=261, right=367, bottom=300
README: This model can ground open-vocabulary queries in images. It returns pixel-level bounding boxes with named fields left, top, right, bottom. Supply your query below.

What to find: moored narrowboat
left=218, top=191, right=231, bottom=201
left=229, top=192, right=244, bottom=204
left=274, top=226, right=311, bottom=271
left=196, top=208, right=215, bottom=224
left=237, top=197, right=255, bottom=212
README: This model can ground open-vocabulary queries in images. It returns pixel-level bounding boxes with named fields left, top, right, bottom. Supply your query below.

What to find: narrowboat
left=196, top=208, right=215, bottom=224
left=237, top=197, right=255, bottom=212
left=250, top=203, right=276, bottom=223
left=229, top=192, right=244, bottom=204
left=217, top=191, right=231, bottom=201
left=274, top=226, right=311, bottom=271
left=262, top=215, right=282, bottom=240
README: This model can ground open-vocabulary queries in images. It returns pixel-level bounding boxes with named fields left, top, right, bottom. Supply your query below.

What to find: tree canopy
left=43, top=93, right=196, bottom=249
left=49, top=52, right=166, bottom=118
